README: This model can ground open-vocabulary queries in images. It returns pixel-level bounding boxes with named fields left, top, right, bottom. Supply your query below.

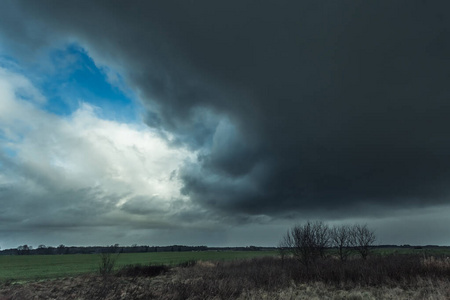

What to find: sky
left=0, top=1, right=449, bottom=249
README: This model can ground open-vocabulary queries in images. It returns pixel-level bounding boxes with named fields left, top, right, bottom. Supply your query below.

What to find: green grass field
left=2, top=247, right=449, bottom=282
left=0, top=250, right=278, bottom=281
left=372, top=247, right=450, bottom=256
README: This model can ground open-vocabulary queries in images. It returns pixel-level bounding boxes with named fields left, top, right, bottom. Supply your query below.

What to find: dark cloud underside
left=1, top=0, right=450, bottom=219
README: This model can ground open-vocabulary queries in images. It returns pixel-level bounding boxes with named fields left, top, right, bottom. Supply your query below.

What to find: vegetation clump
left=98, top=251, right=122, bottom=277
left=280, top=221, right=376, bottom=268
left=116, top=264, right=169, bottom=278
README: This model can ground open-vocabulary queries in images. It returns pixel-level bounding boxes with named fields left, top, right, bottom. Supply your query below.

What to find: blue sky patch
left=5, top=44, right=141, bottom=123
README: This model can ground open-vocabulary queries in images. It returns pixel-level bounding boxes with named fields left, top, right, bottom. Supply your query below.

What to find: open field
left=2, top=247, right=450, bottom=282
left=372, top=247, right=450, bottom=256
left=1, top=255, right=449, bottom=299
left=1, top=248, right=449, bottom=299
left=1, top=247, right=449, bottom=282
left=323, top=247, right=450, bottom=259
left=0, top=250, right=277, bottom=281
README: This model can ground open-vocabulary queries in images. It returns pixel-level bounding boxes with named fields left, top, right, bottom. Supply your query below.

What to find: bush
left=98, top=253, right=117, bottom=276
left=177, top=260, right=197, bottom=268
left=281, top=221, right=377, bottom=268
left=116, top=264, right=169, bottom=278
left=281, top=220, right=330, bottom=268
left=351, top=224, right=376, bottom=259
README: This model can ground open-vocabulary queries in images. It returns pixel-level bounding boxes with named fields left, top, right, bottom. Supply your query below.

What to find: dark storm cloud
left=0, top=182, right=119, bottom=230
left=2, top=1, right=450, bottom=219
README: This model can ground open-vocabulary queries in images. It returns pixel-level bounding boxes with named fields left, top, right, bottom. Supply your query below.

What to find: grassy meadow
left=2, top=247, right=449, bottom=282
left=372, top=247, right=450, bottom=256
left=0, top=250, right=277, bottom=281
left=1, top=253, right=449, bottom=299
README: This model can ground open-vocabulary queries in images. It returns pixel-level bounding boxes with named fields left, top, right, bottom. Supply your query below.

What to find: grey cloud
left=1, top=1, right=450, bottom=223
left=119, top=195, right=168, bottom=216
left=0, top=174, right=120, bottom=230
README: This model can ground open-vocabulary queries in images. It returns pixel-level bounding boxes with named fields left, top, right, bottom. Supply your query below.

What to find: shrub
left=116, top=264, right=169, bottom=277
left=177, top=260, right=197, bottom=268
left=351, top=224, right=376, bottom=259
left=330, top=224, right=353, bottom=262
left=98, top=252, right=117, bottom=276
left=281, top=220, right=330, bottom=268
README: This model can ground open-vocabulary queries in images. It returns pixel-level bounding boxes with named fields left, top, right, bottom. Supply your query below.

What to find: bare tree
left=351, top=224, right=376, bottom=259
left=314, top=221, right=330, bottom=258
left=330, top=224, right=353, bottom=262
left=277, top=240, right=289, bottom=266
left=281, top=221, right=330, bottom=268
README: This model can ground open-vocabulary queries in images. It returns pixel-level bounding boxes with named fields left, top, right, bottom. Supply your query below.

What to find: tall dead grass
left=161, top=255, right=450, bottom=299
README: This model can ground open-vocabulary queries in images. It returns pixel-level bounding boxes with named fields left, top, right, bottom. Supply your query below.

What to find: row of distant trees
left=279, top=221, right=376, bottom=268
left=3, top=244, right=211, bottom=255
left=16, top=244, right=69, bottom=255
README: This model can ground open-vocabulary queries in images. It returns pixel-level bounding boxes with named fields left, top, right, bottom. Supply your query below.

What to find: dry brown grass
left=239, top=279, right=450, bottom=300
left=423, top=256, right=450, bottom=270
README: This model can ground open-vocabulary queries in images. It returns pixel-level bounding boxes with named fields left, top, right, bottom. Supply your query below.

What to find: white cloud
left=0, top=66, right=198, bottom=242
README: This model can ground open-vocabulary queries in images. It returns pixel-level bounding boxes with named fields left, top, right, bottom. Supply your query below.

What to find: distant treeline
left=0, top=244, right=274, bottom=255
left=0, top=244, right=446, bottom=256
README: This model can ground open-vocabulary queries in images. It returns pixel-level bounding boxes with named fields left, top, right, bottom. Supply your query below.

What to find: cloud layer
left=0, top=67, right=205, bottom=246
left=0, top=1, right=450, bottom=246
